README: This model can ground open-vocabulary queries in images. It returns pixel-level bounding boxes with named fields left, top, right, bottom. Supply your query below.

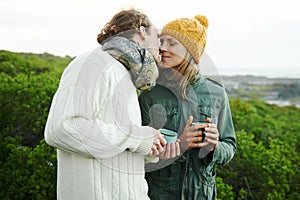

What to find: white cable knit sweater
left=45, top=46, right=156, bottom=200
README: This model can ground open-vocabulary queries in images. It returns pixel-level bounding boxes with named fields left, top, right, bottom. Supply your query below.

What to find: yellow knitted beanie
left=161, top=15, right=209, bottom=64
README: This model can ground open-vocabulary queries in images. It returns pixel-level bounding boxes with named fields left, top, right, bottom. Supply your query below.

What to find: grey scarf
left=102, top=37, right=159, bottom=90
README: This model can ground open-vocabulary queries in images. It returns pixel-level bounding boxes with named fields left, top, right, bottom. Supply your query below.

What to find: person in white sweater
left=44, top=9, right=168, bottom=200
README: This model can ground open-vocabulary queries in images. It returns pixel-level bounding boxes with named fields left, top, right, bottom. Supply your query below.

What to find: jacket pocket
left=165, top=106, right=180, bottom=131
left=149, top=103, right=180, bottom=131
left=197, top=105, right=219, bottom=124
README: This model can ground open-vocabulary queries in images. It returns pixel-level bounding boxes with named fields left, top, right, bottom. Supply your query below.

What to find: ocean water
left=266, top=100, right=300, bottom=108
left=198, top=54, right=300, bottom=79
left=218, top=67, right=300, bottom=79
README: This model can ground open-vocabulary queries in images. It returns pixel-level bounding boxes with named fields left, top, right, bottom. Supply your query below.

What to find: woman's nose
left=159, top=43, right=168, bottom=52
left=159, top=47, right=168, bottom=54
left=159, top=48, right=163, bottom=54
left=159, top=42, right=167, bottom=51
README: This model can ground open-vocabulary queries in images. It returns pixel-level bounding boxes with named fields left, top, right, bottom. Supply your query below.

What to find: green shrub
left=0, top=50, right=72, bottom=147
left=1, top=51, right=300, bottom=199
left=0, top=50, right=71, bottom=76
left=0, top=137, right=57, bottom=200
left=216, top=176, right=234, bottom=200
left=218, top=99, right=300, bottom=199
left=0, top=72, right=60, bottom=147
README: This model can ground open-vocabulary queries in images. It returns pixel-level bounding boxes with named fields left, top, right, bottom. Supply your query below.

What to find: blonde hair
left=177, top=54, right=198, bottom=99
left=160, top=53, right=198, bottom=99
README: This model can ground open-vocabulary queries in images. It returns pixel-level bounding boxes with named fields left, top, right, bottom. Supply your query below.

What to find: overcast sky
left=1, top=0, right=299, bottom=77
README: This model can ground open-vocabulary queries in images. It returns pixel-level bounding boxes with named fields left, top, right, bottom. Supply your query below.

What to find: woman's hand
left=202, top=118, right=219, bottom=152
left=179, top=116, right=208, bottom=150
left=148, top=129, right=167, bottom=157
left=158, top=139, right=180, bottom=159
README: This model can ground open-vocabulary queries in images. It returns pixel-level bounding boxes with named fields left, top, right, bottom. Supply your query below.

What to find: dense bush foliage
left=0, top=137, right=57, bottom=200
left=0, top=50, right=299, bottom=199
left=0, top=50, right=72, bottom=76
left=217, top=99, right=300, bottom=200
left=0, top=50, right=71, bottom=199
left=0, top=50, right=72, bottom=147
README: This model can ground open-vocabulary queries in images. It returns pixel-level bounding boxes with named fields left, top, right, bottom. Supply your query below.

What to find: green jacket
left=139, top=75, right=237, bottom=200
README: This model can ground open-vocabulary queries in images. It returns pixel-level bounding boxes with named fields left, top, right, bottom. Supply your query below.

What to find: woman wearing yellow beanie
left=139, top=15, right=236, bottom=200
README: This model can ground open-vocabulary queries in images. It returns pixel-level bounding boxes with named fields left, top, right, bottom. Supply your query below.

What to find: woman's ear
left=139, top=26, right=146, bottom=41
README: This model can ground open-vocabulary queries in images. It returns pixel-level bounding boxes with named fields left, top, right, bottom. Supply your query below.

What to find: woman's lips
left=161, top=55, right=170, bottom=62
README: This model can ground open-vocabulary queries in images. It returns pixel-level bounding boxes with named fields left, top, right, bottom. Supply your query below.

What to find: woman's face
left=159, top=35, right=188, bottom=68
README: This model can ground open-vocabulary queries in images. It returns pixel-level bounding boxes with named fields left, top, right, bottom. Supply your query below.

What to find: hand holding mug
left=202, top=118, right=219, bottom=152
left=158, top=139, right=180, bottom=159
left=179, top=116, right=208, bottom=150
left=148, top=129, right=166, bottom=157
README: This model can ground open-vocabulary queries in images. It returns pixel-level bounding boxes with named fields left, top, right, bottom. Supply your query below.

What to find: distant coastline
left=220, top=74, right=300, bottom=82
left=218, top=68, right=300, bottom=79
left=217, top=74, right=300, bottom=108
left=221, top=73, right=300, bottom=79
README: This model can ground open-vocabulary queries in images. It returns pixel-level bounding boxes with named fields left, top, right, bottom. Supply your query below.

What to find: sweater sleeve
left=44, top=62, right=154, bottom=159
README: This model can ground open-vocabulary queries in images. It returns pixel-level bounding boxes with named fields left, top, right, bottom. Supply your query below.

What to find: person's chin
left=160, top=62, right=172, bottom=69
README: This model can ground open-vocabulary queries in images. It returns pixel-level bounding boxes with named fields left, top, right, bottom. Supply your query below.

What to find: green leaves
left=0, top=138, right=57, bottom=199
left=0, top=50, right=299, bottom=199
left=218, top=98, right=300, bottom=199
left=0, top=50, right=72, bottom=147
left=0, top=50, right=67, bottom=199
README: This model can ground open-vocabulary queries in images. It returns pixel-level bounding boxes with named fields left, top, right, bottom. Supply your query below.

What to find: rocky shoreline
left=219, top=75, right=300, bottom=108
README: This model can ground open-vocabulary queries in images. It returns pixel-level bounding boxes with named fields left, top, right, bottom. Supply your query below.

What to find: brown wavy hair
left=97, top=9, right=152, bottom=44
